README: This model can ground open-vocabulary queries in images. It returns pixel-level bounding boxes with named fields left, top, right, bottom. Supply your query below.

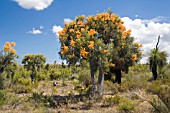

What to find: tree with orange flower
left=0, top=42, right=18, bottom=76
left=58, top=10, right=142, bottom=95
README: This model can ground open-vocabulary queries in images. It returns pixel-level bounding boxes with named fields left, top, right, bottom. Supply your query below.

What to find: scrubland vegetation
left=0, top=10, right=169, bottom=113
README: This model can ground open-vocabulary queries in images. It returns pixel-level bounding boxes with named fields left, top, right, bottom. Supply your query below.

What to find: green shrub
left=15, top=78, right=31, bottom=85
left=149, top=96, right=169, bottom=113
left=31, top=92, right=58, bottom=108
left=103, top=95, right=121, bottom=107
left=147, top=79, right=170, bottom=109
left=78, top=69, right=91, bottom=87
left=103, top=81, right=119, bottom=94
left=0, top=74, right=5, bottom=90
left=0, top=90, right=7, bottom=107
left=118, top=98, right=135, bottom=112
left=49, top=71, right=61, bottom=80
left=37, top=72, right=46, bottom=81
left=13, top=85, right=32, bottom=94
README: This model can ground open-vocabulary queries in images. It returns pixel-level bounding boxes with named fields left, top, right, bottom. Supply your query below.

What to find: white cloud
left=14, top=0, right=54, bottom=11
left=122, top=16, right=170, bottom=63
left=52, top=18, right=72, bottom=37
left=27, top=28, right=42, bottom=34
left=52, top=25, right=63, bottom=37
left=64, top=18, right=72, bottom=24
left=135, top=15, right=138, bottom=18
left=40, top=25, right=44, bottom=29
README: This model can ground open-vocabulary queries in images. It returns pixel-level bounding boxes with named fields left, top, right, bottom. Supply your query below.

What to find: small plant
left=118, top=98, right=135, bottom=112
left=13, top=85, right=32, bottom=94
left=49, top=70, right=61, bottom=80
left=0, top=90, right=7, bottom=107
left=78, top=69, right=91, bottom=87
left=86, top=101, right=93, bottom=109
left=103, top=95, right=121, bottom=107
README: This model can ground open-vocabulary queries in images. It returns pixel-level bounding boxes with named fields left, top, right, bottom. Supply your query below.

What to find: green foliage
left=119, top=100, right=135, bottom=113
left=103, top=80, right=119, bottom=94
left=0, top=74, right=5, bottom=90
left=0, top=90, right=7, bottom=107
left=147, top=79, right=170, bottom=109
left=22, top=54, right=46, bottom=82
left=78, top=69, right=91, bottom=87
left=0, top=43, right=18, bottom=76
left=13, top=85, right=32, bottom=94
left=22, top=54, right=46, bottom=71
left=15, top=78, right=31, bottom=86
left=103, top=95, right=121, bottom=107
left=150, top=96, right=169, bottom=113
left=31, top=92, right=58, bottom=108
left=61, top=68, right=72, bottom=85
left=130, top=64, right=149, bottom=72
left=49, top=70, right=61, bottom=80
left=36, top=72, right=46, bottom=81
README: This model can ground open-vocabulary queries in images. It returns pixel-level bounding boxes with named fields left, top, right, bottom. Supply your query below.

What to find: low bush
left=103, top=95, right=121, bottom=107
left=78, top=69, right=91, bottom=87
left=49, top=71, right=61, bottom=80
left=147, top=79, right=170, bottom=109
left=118, top=98, right=136, bottom=113
left=13, top=85, right=32, bottom=94
left=0, top=90, right=8, bottom=107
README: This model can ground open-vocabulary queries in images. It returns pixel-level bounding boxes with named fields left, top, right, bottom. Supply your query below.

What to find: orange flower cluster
left=86, top=16, right=94, bottom=21
left=3, top=45, right=10, bottom=52
left=134, top=42, right=142, bottom=48
left=101, top=12, right=110, bottom=21
left=121, top=32, right=127, bottom=40
left=134, top=42, right=139, bottom=46
left=80, top=48, right=89, bottom=58
left=88, top=29, right=97, bottom=36
left=70, top=21, right=76, bottom=25
left=61, top=45, right=68, bottom=55
left=3, top=41, right=17, bottom=54
left=69, top=29, right=75, bottom=33
left=58, top=30, right=65, bottom=37
left=111, top=14, right=116, bottom=22
left=10, top=48, right=16, bottom=54
left=77, top=20, right=83, bottom=26
left=88, top=41, right=94, bottom=49
left=81, top=28, right=85, bottom=32
left=104, top=49, right=108, bottom=53
left=139, top=51, right=143, bottom=54
left=68, top=54, right=74, bottom=58
left=132, top=54, right=137, bottom=61
left=70, top=40, right=75, bottom=47
left=139, top=44, right=142, bottom=48
left=122, top=43, right=125, bottom=49
left=127, top=30, right=132, bottom=35
left=119, top=24, right=126, bottom=31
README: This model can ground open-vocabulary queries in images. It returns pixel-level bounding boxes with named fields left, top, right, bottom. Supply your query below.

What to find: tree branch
left=156, top=35, right=160, bottom=50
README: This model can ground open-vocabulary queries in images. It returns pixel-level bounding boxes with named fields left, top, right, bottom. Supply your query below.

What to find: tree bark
left=152, top=63, right=157, bottom=80
left=89, top=58, right=96, bottom=97
left=97, top=59, right=104, bottom=95
left=0, top=66, right=4, bottom=76
left=115, top=69, right=122, bottom=84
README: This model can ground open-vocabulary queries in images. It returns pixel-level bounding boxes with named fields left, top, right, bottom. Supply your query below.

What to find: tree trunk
left=115, top=69, right=122, bottom=84
left=152, top=63, right=157, bottom=80
left=89, top=59, right=96, bottom=97
left=97, top=59, right=104, bottom=95
left=0, top=67, right=4, bottom=76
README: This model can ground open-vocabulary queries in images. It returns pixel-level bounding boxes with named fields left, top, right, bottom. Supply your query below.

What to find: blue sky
left=0, top=0, right=170, bottom=64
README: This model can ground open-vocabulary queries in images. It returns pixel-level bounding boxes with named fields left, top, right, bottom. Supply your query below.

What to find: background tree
left=149, top=36, right=168, bottom=80
left=22, top=54, right=46, bottom=82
